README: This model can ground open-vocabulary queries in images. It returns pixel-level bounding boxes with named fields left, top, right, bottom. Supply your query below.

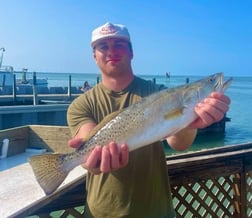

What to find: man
left=67, top=22, right=230, bottom=218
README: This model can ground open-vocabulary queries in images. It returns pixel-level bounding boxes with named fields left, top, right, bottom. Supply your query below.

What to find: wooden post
left=32, top=72, right=38, bottom=105
left=13, top=74, right=17, bottom=104
left=2, top=74, right=6, bottom=87
left=68, top=75, right=72, bottom=100
left=22, top=70, right=27, bottom=83
left=33, top=72, right=37, bottom=86
left=152, top=78, right=156, bottom=84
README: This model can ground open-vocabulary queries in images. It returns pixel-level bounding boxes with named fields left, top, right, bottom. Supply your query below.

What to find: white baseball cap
left=91, top=22, right=131, bottom=47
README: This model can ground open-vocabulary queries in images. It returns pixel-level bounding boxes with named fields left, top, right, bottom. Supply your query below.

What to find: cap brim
left=91, top=36, right=130, bottom=48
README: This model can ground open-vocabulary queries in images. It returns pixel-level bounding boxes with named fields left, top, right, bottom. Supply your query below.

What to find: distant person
left=81, top=81, right=91, bottom=92
left=166, top=71, right=171, bottom=78
left=67, top=22, right=231, bottom=217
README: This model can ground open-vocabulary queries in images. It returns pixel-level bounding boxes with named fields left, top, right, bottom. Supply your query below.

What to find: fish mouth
left=222, top=77, right=233, bottom=92
left=214, top=72, right=232, bottom=92
left=216, top=72, right=223, bottom=89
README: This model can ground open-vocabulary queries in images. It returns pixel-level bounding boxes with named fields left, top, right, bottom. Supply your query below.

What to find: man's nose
left=107, top=45, right=119, bottom=56
left=108, top=45, right=117, bottom=52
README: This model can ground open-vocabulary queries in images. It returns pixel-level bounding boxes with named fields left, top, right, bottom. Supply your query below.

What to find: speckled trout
left=29, top=73, right=232, bottom=195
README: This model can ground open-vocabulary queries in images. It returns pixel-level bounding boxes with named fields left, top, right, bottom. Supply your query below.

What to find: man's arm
left=167, top=128, right=197, bottom=151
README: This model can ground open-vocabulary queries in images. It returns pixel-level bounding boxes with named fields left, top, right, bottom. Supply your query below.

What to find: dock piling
left=12, top=74, right=17, bottom=104
left=33, top=72, right=38, bottom=105
left=68, top=75, right=72, bottom=100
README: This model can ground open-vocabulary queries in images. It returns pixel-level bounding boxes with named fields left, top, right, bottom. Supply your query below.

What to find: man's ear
left=129, top=43, right=133, bottom=59
left=130, top=51, right=133, bottom=60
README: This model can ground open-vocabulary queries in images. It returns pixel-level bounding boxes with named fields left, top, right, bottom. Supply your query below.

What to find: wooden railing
left=16, top=142, right=251, bottom=218
left=167, top=142, right=252, bottom=218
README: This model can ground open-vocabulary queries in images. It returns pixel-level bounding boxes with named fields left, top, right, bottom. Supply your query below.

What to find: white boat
left=0, top=48, right=48, bottom=88
left=0, top=67, right=48, bottom=87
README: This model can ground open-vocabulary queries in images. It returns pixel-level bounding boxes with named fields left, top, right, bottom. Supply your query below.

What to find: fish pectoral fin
left=164, top=107, right=184, bottom=120
left=29, top=153, right=69, bottom=195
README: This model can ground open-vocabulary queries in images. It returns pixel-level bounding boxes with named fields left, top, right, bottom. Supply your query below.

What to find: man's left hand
left=189, top=92, right=231, bottom=129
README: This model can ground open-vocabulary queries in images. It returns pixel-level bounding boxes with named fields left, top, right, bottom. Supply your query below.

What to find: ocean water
left=15, top=71, right=252, bottom=152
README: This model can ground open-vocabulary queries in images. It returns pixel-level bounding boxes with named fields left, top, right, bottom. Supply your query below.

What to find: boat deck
left=0, top=154, right=86, bottom=218
left=0, top=148, right=47, bottom=171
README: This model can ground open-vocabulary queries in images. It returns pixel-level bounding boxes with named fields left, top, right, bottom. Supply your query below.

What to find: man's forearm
left=166, top=128, right=197, bottom=151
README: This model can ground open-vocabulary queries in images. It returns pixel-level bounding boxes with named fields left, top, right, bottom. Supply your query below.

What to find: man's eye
left=97, top=45, right=108, bottom=50
left=115, top=43, right=125, bottom=49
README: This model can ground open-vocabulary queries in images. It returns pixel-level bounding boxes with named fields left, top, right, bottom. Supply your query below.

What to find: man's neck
left=101, top=71, right=134, bottom=92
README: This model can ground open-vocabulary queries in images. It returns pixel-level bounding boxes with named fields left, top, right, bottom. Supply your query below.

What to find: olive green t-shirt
left=67, top=76, right=176, bottom=218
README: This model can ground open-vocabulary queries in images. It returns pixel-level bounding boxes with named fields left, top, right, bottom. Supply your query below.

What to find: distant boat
left=0, top=67, right=48, bottom=87
left=0, top=47, right=47, bottom=88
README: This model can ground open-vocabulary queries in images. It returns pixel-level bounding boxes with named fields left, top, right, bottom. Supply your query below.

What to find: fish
left=29, top=72, right=232, bottom=195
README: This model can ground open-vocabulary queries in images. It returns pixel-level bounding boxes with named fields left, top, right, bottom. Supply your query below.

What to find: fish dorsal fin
left=83, top=109, right=124, bottom=142
left=164, top=107, right=184, bottom=120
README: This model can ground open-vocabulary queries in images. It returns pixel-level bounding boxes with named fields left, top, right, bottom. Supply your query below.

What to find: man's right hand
left=68, top=137, right=129, bottom=174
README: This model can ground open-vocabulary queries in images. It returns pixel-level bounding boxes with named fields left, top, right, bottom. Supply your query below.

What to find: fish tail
left=29, top=153, right=69, bottom=195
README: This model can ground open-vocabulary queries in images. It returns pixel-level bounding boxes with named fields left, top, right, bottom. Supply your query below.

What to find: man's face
left=93, top=38, right=133, bottom=76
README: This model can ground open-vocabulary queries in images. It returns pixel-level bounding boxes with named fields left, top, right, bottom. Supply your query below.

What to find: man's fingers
left=210, top=92, right=231, bottom=105
left=109, top=142, right=120, bottom=169
left=68, top=138, right=84, bottom=148
left=100, top=146, right=110, bottom=173
left=120, top=144, right=129, bottom=167
left=84, top=143, right=129, bottom=174
left=85, top=146, right=102, bottom=168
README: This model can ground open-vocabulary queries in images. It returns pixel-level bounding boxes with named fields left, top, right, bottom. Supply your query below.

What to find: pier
left=0, top=66, right=85, bottom=106
left=0, top=85, right=82, bottom=106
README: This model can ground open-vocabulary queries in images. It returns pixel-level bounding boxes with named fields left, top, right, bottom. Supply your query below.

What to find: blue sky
left=1, top=0, right=251, bottom=76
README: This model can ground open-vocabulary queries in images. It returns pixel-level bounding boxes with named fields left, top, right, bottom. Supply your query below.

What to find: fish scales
left=29, top=73, right=232, bottom=195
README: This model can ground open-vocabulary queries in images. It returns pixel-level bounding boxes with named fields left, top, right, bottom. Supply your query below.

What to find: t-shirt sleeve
left=67, top=95, right=95, bottom=137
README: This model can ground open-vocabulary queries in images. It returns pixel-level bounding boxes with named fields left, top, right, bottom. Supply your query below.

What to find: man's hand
left=189, top=92, right=231, bottom=129
left=68, top=138, right=129, bottom=174
left=167, top=92, right=231, bottom=151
